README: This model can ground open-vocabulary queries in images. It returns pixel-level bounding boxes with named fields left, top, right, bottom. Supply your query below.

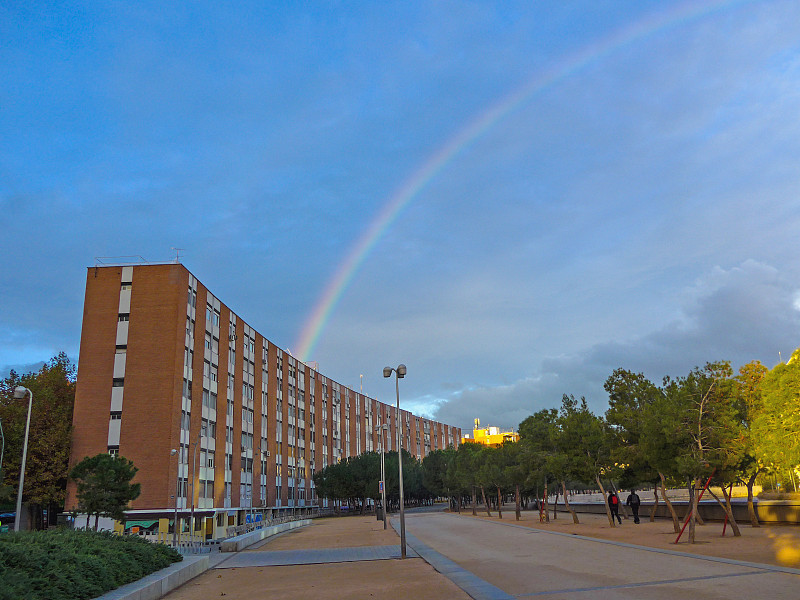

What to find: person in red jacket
left=608, top=491, right=622, bottom=524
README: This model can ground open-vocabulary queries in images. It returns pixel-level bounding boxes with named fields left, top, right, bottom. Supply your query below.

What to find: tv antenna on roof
left=171, top=247, right=185, bottom=263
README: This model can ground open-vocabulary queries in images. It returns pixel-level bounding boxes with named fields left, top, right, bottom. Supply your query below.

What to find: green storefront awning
left=124, top=519, right=158, bottom=530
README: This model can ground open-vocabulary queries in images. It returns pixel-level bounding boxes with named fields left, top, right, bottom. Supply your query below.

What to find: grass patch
left=0, top=529, right=182, bottom=600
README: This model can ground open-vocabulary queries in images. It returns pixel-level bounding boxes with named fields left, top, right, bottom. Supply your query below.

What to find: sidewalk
left=163, top=515, right=471, bottom=600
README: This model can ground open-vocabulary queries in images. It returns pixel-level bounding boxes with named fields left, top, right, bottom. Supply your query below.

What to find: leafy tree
left=557, top=395, right=616, bottom=526
left=69, top=453, right=141, bottom=530
left=639, top=383, right=685, bottom=532
left=754, top=349, right=800, bottom=492
left=478, top=445, right=505, bottom=518
left=453, top=442, right=484, bottom=515
left=604, top=369, right=663, bottom=522
left=734, top=360, right=768, bottom=526
left=519, top=408, right=577, bottom=522
left=0, top=353, right=75, bottom=528
left=422, top=447, right=457, bottom=509
left=662, top=362, right=744, bottom=541
left=499, top=441, right=526, bottom=520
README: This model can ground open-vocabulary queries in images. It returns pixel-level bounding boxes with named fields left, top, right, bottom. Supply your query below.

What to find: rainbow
left=296, top=0, right=737, bottom=362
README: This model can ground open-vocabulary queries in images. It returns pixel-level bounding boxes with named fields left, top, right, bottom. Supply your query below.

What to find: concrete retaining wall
left=95, top=555, right=209, bottom=600
left=554, top=501, right=800, bottom=524
left=95, top=519, right=313, bottom=599
left=219, top=518, right=312, bottom=552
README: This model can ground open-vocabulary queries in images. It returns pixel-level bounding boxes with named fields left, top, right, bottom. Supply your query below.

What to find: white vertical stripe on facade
left=108, top=419, right=121, bottom=446
left=110, top=387, right=124, bottom=412
left=121, top=266, right=133, bottom=282
left=113, top=352, right=126, bottom=378
left=115, top=321, right=129, bottom=345
left=118, top=288, right=131, bottom=313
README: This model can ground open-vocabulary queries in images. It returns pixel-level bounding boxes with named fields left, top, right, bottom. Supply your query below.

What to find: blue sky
left=2, top=1, right=800, bottom=432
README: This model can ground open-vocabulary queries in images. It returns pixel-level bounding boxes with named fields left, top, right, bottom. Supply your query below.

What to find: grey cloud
left=433, top=260, right=800, bottom=431
left=0, top=361, right=47, bottom=380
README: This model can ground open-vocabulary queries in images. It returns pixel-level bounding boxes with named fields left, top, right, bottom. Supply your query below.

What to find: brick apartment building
left=66, top=263, right=460, bottom=532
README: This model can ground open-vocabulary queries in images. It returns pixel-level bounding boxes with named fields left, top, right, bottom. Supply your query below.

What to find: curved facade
left=66, top=263, right=460, bottom=520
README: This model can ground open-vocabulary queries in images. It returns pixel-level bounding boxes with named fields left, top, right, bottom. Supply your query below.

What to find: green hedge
left=0, top=529, right=182, bottom=600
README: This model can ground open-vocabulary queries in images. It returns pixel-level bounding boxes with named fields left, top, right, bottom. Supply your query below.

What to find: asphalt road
left=403, top=511, right=800, bottom=599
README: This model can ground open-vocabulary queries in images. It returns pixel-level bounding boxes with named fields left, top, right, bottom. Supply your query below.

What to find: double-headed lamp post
left=12, top=386, right=33, bottom=532
left=375, top=423, right=388, bottom=530
left=383, top=364, right=406, bottom=559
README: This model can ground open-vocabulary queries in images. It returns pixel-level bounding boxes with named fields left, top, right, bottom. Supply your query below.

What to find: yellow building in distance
left=461, top=418, right=519, bottom=446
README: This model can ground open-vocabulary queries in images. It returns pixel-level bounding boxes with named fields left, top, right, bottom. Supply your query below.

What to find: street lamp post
left=190, top=431, right=200, bottom=550
left=12, top=386, right=33, bottom=532
left=383, top=364, right=407, bottom=559
left=171, top=448, right=179, bottom=548
left=375, top=424, right=388, bottom=530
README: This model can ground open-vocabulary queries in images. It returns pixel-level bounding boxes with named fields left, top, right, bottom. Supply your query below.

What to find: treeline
left=314, top=350, right=800, bottom=544
left=312, top=449, right=434, bottom=512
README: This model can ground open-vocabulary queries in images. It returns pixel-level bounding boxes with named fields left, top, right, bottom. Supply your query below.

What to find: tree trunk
left=658, top=472, right=680, bottom=533
left=552, top=486, right=558, bottom=520
left=480, top=486, right=492, bottom=516
left=561, top=480, right=579, bottom=524
left=497, top=487, right=502, bottom=519
left=472, top=486, right=477, bottom=516
left=746, top=472, right=760, bottom=527
left=542, top=482, right=550, bottom=523
left=611, top=482, right=629, bottom=519
left=650, top=485, right=659, bottom=522
left=94, top=513, right=99, bottom=531
left=515, top=484, right=521, bottom=521
left=595, top=475, right=615, bottom=527
left=688, top=479, right=701, bottom=544
left=707, top=486, right=741, bottom=537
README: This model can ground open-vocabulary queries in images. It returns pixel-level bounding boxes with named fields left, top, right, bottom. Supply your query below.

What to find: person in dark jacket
left=626, top=490, right=641, bottom=524
left=607, top=491, right=622, bottom=524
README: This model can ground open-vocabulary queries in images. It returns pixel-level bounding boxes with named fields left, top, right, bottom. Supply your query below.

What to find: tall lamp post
left=190, top=431, right=200, bottom=549
left=383, top=364, right=406, bottom=559
left=375, top=423, right=388, bottom=530
left=12, top=386, right=33, bottom=532
left=171, top=448, right=179, bottom=547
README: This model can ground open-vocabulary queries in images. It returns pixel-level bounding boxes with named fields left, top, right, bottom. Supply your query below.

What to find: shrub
left=0, top=529, right=181, bottom=600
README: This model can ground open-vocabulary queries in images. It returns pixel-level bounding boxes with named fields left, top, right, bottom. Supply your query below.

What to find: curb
left=94, top=555, right=209, bottom=600
left=94, top=519, right=313, bottom=600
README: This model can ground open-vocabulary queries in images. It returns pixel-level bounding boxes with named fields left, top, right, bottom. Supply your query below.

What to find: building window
left=110, top=411, right=122, bottom=420
left=112, top=378, right=124, bottom=387
left=118, top=314, right=129, bottom=322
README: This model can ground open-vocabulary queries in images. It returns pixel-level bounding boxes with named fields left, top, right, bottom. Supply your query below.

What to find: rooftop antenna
left=779, top=351, right=783, bottom=364
left=171, top=247, right=184, bottom=263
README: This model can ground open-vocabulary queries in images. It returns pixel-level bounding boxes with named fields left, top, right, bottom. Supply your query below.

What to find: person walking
left=608, top=491, right=622, bottom=525
left=626, top=489, right=641, bottom=524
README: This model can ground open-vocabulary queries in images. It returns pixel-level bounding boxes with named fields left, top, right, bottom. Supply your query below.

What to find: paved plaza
left=405, top=511, right=800, bottom=599
left=164, top=508, right=800, bottom=600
